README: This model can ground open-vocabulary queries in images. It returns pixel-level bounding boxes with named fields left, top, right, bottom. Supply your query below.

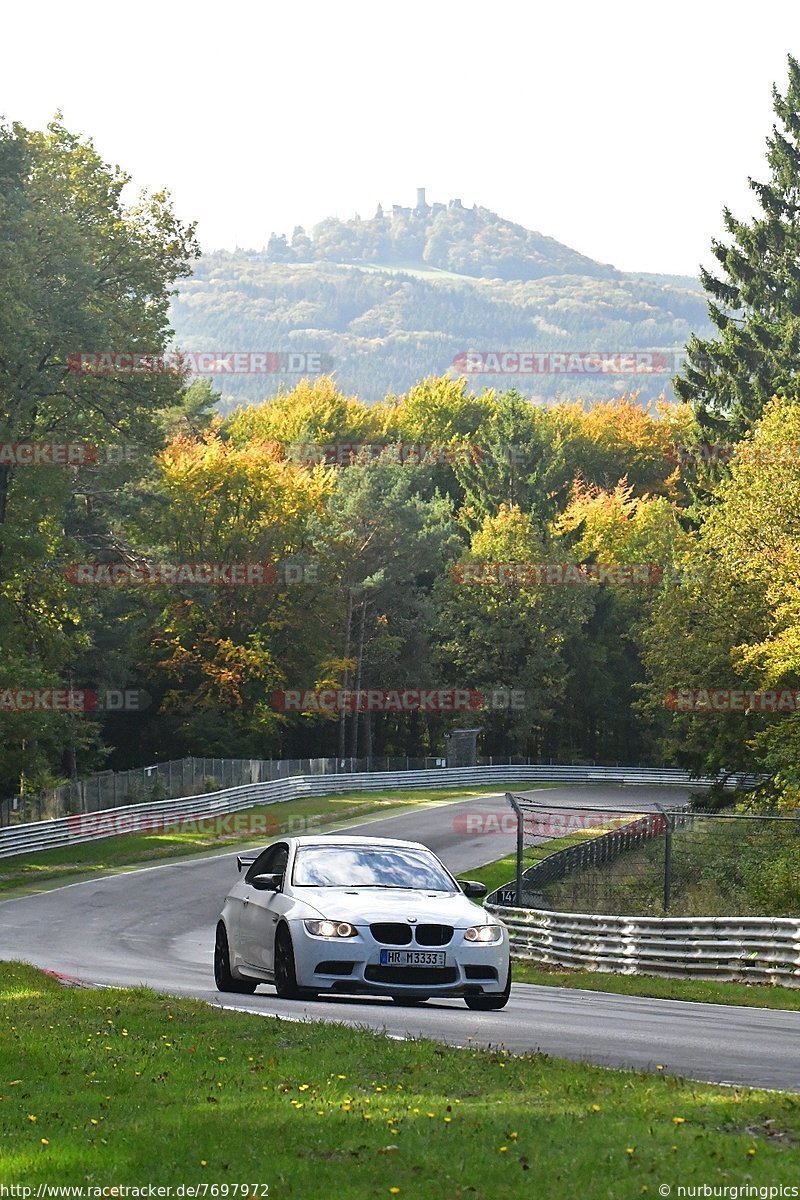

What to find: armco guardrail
left=486, top=904, right=800, bottom=987
left=0, top=764, right=726, bottom=860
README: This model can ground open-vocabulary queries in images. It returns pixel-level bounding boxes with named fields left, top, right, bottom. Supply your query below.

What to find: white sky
left=4, top=0, right=799, bottom=276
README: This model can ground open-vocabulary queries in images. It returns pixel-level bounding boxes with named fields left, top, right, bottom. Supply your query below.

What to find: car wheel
left=391, top=995, right=430, bottom=1005
left=274, top=925, right=305, bottom=1000
left=464, top=968, right=511, bottom=1011
left=214, top=924, right=258, bottom=994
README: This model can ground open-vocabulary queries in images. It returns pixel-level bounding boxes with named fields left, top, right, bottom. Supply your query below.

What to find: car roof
left=283, top=834, right=432, bottom=852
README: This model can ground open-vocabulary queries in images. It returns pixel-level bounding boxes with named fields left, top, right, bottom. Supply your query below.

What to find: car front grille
left=364, top=965, right=459, bottom=985
left=415, top=924, right=453, bottom=946
left=369, top=923, right=454, bottom=946
left=370, top=923, right=412, bottom=945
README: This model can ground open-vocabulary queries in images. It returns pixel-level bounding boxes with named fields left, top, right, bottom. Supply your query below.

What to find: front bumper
left=290, top=920, right=509, bottom=997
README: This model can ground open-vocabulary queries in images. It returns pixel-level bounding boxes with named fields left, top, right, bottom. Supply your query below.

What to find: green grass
left=0, top=963, right=797, bottom=1197
left=0, top=784, right=545, bottom=896
left=509, top=961, right=800, bottom=1011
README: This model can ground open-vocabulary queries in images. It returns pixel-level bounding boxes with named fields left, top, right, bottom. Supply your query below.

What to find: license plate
left=379, top=950, right=446, bottom=967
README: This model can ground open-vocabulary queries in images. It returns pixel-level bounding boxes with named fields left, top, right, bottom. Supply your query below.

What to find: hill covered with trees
left=171, top=198, right=711, bottom=407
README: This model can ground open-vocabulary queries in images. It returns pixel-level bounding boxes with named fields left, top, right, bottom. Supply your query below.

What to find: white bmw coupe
left=214, top=834, right=510, bottom=1009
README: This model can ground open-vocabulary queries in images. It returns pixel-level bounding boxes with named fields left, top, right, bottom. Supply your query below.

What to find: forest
left=3, top=53, right=800, bottom=811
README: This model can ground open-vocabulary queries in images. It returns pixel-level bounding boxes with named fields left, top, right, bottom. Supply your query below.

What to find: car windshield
left=292, top=845, right=456, bottom=891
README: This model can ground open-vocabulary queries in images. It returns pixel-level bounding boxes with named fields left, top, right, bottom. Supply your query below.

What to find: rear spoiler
left=237, top=852, right=258, bottom=874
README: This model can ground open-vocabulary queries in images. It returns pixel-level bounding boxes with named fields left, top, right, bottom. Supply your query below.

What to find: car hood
left=291, top=887, right=492, bottom=926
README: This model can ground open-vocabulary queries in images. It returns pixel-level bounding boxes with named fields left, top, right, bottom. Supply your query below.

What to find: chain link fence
left=0, top=755, right=453, bottom=826
left=491, top=796, right=800, bottom=918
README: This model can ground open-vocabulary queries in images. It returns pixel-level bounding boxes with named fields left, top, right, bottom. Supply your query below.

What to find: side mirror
left=459, top=879, right=487, bottom=898
left=249, top=872, right=282, bottom=892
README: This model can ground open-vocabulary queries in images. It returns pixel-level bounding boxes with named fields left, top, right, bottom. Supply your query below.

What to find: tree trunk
left=338, top=588, right=354, bottom=759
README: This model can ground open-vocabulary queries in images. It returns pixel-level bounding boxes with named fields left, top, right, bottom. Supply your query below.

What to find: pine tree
left=675, top=55, right=800, bottom=438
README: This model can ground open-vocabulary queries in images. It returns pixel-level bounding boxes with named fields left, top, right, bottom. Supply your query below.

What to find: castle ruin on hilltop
left=376, top=189, right=466, bottom=220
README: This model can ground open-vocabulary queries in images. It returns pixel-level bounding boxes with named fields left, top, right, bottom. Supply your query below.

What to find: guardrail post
left=504, top=792, right=524, bottom=905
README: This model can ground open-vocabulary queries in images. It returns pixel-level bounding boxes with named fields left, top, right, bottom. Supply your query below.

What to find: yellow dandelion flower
left=40, top=1138, right=49, bottom=1146
left=591, top=1105, right=601, bottom=1112
left=499, top=1146, right=508, bottom=1153
left=444, top=1117, right=452, bottom=1124
left=217, top=1056, right=226, bottom=1062
left=389, top=1190, right=400, bottom=1195
left=90, top=1119, right=99, bottom=1126
left=747, top=1148, right=756, bottom=1157
left=200, top=1160, right=207, bottom=1167
left=626, top=1147, right=635, bottom=1156
left=27, top=1114, right=37, bottom=1122
left=672, top=1117, right=685, bottom=1125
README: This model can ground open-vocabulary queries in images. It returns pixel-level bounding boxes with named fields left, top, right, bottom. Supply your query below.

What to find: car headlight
left=303, top=919, right=358, bottom=938
left=464, top=923, right=503, bottom=943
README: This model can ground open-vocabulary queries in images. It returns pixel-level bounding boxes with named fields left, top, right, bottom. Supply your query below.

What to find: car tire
left=274, top=925, right=306, bottom=1000
left=464, top=968, right=511, bottom=1011
left=214, top=924, right=258, bottom=994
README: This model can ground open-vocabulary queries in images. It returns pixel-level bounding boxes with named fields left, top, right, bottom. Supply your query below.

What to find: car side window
left=245, top=842, right=289, bottom=885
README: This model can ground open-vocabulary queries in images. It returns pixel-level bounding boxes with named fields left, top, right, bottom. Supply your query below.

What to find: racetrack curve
left=1, top=784, right=798, bottom=1093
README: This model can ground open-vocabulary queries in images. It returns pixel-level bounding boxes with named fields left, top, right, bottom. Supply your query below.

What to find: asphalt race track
left=1, top=785, right=798, bottom=1092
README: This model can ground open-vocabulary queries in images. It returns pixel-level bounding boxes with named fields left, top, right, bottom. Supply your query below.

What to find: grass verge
left=508, top=961, right=800, bottom=1011
left=0, top=784, right=545, bottom=896
left=0, top=963, right=797, bottom=1197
